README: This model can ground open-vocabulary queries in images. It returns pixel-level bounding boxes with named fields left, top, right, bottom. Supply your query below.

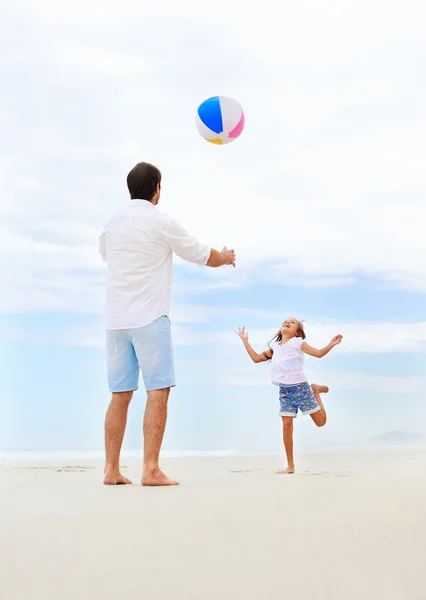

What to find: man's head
left=127, top=162, right=162, bottom=204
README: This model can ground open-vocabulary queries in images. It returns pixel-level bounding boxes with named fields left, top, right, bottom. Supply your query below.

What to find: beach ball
left=196, top=96, right=245, bottom=145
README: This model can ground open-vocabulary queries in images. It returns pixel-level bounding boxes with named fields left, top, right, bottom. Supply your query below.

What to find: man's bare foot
left=103, top=472, right=132, bottom=485
left=276, top=466, right=296, bottom=475
left=142, top=467, right=179, bottom=487
left=311, top=384, right=329, bottom=395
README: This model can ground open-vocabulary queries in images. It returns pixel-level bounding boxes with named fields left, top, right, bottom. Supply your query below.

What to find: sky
left=0, top=0, right=425, bottom=456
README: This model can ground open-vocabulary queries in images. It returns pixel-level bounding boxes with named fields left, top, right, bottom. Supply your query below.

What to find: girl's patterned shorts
left=279, top=382, right=320, bottom=417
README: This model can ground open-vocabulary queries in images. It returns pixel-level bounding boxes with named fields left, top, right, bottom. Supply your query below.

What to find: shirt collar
left=128, top=199, right=155, bottom=207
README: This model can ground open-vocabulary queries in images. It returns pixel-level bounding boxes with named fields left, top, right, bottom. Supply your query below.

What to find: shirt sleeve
left=98, top=232, right=106, bottom=262
left=293, top=337, right=304, bottom=349
left=164, top=218, right=211, bottom=266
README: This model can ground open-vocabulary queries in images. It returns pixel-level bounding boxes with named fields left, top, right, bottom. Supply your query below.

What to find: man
left=99, top=162, right=236, bottom=487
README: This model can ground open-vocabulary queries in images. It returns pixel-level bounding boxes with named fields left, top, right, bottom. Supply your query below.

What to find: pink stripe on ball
left=228, top=111, right=245, bottom=138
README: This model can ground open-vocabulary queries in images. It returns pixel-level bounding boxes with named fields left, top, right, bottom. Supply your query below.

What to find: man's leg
left=130, top=316, right=178, bottom=486
left=141, top=388, right=178, bottom=486
left=104, top=328, right=139, bottom=485
left=104, top=391, right=133, bottom=485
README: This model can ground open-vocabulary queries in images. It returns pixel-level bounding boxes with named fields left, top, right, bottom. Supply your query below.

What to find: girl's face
left=280, top=317, right=299, bottom=337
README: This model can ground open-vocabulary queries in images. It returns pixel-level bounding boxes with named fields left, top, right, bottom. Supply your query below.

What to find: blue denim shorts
left=106, top=316, right=175, bottom=393
left=279, top=382, right=320, bottom=417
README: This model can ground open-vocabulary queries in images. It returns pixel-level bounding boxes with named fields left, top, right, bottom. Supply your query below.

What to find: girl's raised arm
left=236, top=326, right=273, bottom=363
left=301, top=335, right=343, bottom=358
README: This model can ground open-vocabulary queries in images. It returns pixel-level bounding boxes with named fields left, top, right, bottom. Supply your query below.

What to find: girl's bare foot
left=103, top=472, right=132, bottom=485
left=311, top=384, right=329, bottom=394
left=276, top=466, right=296, bottom=475
left=142, top=467, right=179, bottom=487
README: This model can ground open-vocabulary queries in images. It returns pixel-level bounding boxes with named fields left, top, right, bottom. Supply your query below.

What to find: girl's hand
left=330, top=334, right=343, bottom=347
left=236, top=326, right=249, bottom=342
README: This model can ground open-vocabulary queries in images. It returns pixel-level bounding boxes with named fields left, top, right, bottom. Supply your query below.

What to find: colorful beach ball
left=195, top=96, right=245, bottom=145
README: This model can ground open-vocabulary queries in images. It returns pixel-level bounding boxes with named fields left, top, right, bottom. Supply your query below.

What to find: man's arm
left=165, top=218, right=236, bottom=268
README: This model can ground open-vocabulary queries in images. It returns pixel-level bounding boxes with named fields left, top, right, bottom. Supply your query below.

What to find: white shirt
left=270, top=337, right=307, bottom=385
left=99, top=200, right=211, bottom=329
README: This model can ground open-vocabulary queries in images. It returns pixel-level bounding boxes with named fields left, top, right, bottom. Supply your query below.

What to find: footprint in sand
left=55, top=466, right=96, bottom=473
left=230, top=468, right=264, bottom=474
left=11, top=465, right=96, bottom=473
left=299, top=470, right=354, bottom=478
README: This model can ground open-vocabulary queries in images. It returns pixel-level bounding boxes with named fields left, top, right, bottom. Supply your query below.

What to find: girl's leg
left=310, top=384, right=329, bottom=427
left=277, top=416, right=296, bottom=474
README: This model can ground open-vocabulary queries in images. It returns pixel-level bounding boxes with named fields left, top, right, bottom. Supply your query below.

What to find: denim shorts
left=279, top=382, right=320, bottom=417
left=106, top=316, right=175, bottom=393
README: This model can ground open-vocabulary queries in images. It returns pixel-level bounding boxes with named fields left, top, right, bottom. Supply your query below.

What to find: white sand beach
left=1, top=450, right=425, bottom=600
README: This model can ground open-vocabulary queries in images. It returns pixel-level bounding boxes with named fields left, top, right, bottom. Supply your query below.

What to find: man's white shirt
left=99, top=200, right=211, bottom=329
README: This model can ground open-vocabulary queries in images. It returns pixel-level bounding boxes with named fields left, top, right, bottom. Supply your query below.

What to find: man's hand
left=330, top=334, right=343, bottom=347
left=221, top=246, right=236, bottom=267
left=206, top=247, right=236, bottom=268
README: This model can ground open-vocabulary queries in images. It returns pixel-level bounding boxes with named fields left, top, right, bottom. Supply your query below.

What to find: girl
left=236, top=318, right=342, bottom=474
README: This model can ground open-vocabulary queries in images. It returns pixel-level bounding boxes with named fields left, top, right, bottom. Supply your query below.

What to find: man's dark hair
left=126, top=162, right=162, bottom=200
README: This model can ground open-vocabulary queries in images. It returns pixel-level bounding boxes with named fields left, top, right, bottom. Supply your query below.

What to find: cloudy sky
left=1, top=0, right=425, bottom=456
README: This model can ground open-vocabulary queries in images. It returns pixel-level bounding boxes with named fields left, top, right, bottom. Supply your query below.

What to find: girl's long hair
left=269, top=320, right=306, bottom=347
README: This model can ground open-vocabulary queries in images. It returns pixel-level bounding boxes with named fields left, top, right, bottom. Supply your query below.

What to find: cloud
left=220, top=371, right=426, bottom=395
left=172, top=320, right=426, bottom=354
left=4, top=314, right=426, bottom=356
left=0, top=0, right=425, bottom=315
left=142, top=316, right=426, bottom=355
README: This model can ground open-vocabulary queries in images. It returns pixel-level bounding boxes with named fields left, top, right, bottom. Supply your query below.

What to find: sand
left=1, top=450, right=425, bottom=600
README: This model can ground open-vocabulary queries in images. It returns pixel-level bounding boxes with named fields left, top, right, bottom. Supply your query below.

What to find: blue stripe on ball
left=197, top=96, right=223, bottom=134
